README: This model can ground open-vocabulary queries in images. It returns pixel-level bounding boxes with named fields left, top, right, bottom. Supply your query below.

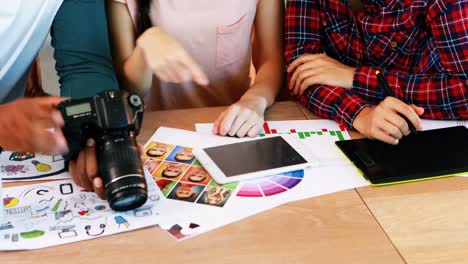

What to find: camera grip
left=62, top=134, right=86, bottom=172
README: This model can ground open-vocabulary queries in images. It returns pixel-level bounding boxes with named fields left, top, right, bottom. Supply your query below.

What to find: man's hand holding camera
left=58, top=90, right=147, bottom=211
left=69, top=139, right=145, bottom=200
left=1, top=91, right=147, bottom=211
left=0, top=96, right=122, bottom=201
left=68, top=138, right=103, bottom=198
left=0, top=97, right=68, bottom=153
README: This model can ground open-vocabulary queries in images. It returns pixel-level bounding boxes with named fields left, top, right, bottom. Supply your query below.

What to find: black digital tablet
left=335, top=126, right=468, bottom=186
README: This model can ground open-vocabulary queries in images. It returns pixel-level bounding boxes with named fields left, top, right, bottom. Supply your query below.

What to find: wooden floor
left=2, top=101, right=467, bottom=264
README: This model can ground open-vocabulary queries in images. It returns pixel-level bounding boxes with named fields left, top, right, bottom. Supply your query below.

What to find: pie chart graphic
left=236, top=170, right=304, bottom=197
left=3, top=197, right=19, bottom=208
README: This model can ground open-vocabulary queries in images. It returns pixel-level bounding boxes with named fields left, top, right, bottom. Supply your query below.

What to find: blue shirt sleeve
left=51, top=0, right=119, bottom=99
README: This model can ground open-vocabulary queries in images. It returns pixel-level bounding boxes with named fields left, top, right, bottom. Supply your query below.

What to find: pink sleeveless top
left=114, top=0, right=258, bottom=110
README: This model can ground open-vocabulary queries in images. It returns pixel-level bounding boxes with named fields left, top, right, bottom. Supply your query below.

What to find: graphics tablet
left=335, top=126, right=468, bottom=186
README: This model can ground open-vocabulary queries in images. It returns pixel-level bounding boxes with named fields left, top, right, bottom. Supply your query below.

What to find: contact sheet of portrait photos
left=142, top=142, right=237, bottom=208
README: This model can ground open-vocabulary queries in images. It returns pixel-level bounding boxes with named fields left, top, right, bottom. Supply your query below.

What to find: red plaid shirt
left=285, top=0, right=468, bottom=129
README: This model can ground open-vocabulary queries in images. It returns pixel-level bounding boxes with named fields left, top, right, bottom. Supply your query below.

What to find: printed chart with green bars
left=255, top=120, right=352, bottom=166
left=260, top=122, right=347, bottom=141
left=195, top=120, right=352, bottom=166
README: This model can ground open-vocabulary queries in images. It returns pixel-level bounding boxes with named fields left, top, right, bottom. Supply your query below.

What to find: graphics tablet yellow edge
left=335, top=146, right=465, bottom=187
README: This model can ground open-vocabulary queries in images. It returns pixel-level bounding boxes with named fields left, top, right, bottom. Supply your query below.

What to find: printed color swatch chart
left=236, top=170, right=304, bottom=197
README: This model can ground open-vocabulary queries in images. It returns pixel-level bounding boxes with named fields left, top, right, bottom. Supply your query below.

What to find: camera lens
left=97, top=136, right=148, bottom=212
left=106, top=176, right=147, bottom=211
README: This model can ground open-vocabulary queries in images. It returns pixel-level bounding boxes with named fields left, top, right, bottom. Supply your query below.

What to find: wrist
left=122, top=46, right=151, bottom=95
left=240, top=93, right=268, bottom=111
left=352, top=106, right=372, bottom=133
left=351, top=66, right=381, bottom=97
left=136, top=27, right=160, bottom=50
left=345, top=67, right=357, bottom=89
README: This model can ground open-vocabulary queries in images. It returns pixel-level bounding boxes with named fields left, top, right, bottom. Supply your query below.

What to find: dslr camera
left=57, top=90, right=147, bottom=211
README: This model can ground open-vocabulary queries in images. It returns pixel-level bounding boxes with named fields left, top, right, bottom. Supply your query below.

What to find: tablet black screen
left=203, top=137, right=307, bottom=177
left=336, top=126, right=468, bottom=184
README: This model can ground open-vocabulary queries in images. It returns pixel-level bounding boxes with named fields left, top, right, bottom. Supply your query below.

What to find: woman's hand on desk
left=353, top=97, right=424, bottom=145
left=137, top=27, right=209, bottom=86
left=287, top=53, right=355, bottom=95
left=212, top=94, right=267, bottom=138
left=69, top=140, right=144, bottom=200
left=0, top=97, right=68, bottom=153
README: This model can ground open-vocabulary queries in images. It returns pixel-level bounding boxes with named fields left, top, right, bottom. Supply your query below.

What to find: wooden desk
left=297, top=101, right=468, bottom=263
left=8, top=101, right=463, bottom=263
left=357, top=177, right=468, bottom=264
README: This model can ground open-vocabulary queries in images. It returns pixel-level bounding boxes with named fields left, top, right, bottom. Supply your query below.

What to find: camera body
left=57, top=90, right=147, bottom=211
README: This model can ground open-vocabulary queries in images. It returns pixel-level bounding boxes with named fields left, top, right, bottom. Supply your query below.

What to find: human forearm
left=350, top=0, right=466, bottom=120
left=121, top=26, right=208, bottom=95
left=248, top=0, right=284, bottom=109
left=211, top=0, right=283, bottom=138
left=284, top=0, right=323, bottom=67
left=301, top=84, right=372, bottom=129
left=244, top=57, right=283, bottom=108
left=105, top=0, right=154, bottom=96
left=120, top=44, right=153, bottom=96
left=353, top=66, right=468, bottom=119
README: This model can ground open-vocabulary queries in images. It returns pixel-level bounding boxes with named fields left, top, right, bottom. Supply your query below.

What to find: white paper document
left=145, top=123, right=368, bottom=240
left=0, top=170, right=165, bottom=250
left=420, top=119, right=467, bottom=130
left=0, top=151, right=70, bottom=182
left=196, top=120, right=353, bottom=167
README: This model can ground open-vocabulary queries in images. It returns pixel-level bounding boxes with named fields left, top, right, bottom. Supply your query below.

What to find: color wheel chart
left=260, top=122, right=347, bottom=142
left=236, top=170, right=304, bottom=197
